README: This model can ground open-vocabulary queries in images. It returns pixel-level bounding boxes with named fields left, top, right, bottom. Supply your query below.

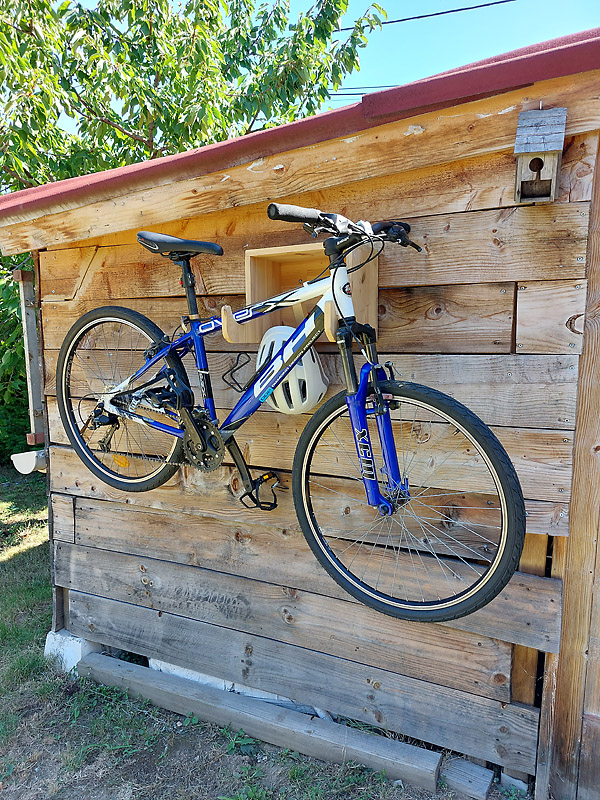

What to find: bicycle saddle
left=137, top=231, right=224, bottom=257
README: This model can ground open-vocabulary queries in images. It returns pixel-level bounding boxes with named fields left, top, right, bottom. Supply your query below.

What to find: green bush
left=0, top=259, right=31, bottom=464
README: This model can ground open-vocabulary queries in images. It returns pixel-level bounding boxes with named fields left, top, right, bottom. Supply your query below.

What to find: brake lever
left=388, top=225, right=423, bottom=252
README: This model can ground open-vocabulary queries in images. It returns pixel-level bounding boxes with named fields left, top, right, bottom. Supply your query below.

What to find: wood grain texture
left=43, top=348, right=580, bottom=432
left=441, top=759, right=494, bottom=800
left=50, top=494, right=75, bottom=543
left=377, top=282, right=513, bottom=353
left=577, top=712, right=600, bottom=800
left=68, top=590, right=540, bottom=771
left=516, top=279, right=587, bottom=354
left=548, top=139, right=600, bottom=800
left=79, top=652, right=442, bottom=789
left=40, top=282, right=515, bottom=354
left=2, top=69, right=599, bottom=253
left=44, top=395, right=573, bottom=502
left=39, top=132, right=599, bottom=256
left=49, top=476, right=563, bottom=652
left=54, top=541, right=512, bottom=700
left=37, top=203, right=590, bottom=302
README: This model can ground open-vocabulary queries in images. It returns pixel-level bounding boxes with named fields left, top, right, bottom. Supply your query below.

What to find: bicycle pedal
left=239, top=471, right=280, bottom=511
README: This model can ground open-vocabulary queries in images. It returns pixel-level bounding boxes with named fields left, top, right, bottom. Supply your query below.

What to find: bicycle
left=56, top=202, right=526, bottom=623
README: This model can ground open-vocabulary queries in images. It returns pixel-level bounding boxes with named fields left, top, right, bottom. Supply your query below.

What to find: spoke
left=401, top=506, right=486, bottom=575
left=408, top=496, right=501, bottom=543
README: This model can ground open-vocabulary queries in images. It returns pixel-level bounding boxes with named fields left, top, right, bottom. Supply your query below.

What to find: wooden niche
left=221, top=242, right=378, bottom=344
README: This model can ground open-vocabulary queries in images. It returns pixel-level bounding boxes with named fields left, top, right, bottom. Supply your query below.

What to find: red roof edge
left=1, top=27, right=599, bottom=225
left=362, top=29, right=600, bottom=118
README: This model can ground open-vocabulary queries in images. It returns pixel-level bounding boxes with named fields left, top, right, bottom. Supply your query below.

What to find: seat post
left=175, top=257, right=199, bottom=317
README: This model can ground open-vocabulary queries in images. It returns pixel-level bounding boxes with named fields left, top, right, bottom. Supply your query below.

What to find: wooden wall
left=31, top=70, right=600, bottom=797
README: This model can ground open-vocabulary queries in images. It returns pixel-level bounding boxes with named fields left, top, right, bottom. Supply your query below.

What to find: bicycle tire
left=56, top=306, right=188, bottom=492
left=293, top=381, right=525, bottom=622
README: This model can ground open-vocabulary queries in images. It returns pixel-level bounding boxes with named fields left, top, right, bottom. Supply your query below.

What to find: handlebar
left=266, top=203, right=422, bottom=252
left=267, top=203, right=324, bottom=225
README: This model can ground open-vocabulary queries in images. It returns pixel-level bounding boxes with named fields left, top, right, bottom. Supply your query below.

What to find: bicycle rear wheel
left=293, top=381, right=525, bottom=622
left=56, top=306, right=188, bottom=492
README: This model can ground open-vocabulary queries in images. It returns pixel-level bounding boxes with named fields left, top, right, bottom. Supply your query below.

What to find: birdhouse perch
left=514, top=107, right=567, bottom=203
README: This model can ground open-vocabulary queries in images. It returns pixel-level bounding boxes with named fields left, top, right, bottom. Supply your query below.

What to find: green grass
left=0, top=469, right=51, bottom=697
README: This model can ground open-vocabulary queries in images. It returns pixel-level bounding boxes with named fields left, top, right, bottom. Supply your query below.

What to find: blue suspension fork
left=337, top=324, right=404, bottom=515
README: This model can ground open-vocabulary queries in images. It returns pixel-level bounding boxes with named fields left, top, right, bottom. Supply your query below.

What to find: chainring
left=182, top=411, right=225, bottom=472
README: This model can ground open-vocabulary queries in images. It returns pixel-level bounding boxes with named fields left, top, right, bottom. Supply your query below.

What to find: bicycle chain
left=92, top=407, right=225, bottom=473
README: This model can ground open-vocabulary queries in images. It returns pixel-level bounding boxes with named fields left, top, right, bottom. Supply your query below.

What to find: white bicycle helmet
left=257, top=326, right=329, bottom=414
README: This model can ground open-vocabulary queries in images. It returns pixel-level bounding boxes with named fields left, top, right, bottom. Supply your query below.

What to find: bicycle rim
left=60, top=316, right=182, bottom=484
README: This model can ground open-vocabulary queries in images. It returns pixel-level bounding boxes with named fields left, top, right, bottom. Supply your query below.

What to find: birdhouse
left=514, top=107, right=567, bottom=203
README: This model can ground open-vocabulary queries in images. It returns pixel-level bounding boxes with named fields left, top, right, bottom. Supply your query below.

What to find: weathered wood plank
left=41, top=282, right=514, bottom=354
left=516, top=279, right=587, bottom=354
left=69, top=590, right=540, bottom=771
left=51, top=480, right=563, bottom=652
left=377, top=282, right=513, bottom=353
left=79, top=652, right=442, bottom=789
left=45, top=396, right=573, bottom=501
left=38, top=203, right=590, bottom=302
left=548, top=140, right=600, bottom=800
left=43, top=348, right=580, bottom=433
left=578, top=712, right=600, bottom=800
left=2, top=69, right=599, bottom=253
left=441, top=758, right=494, bottom=800
left=54, top=541, right=512, bottom=700
left=45, top=400, right=569, bottom=535
left=50, top=494, right=75, bottom=543
left=45, top=131, right=597, bottom=256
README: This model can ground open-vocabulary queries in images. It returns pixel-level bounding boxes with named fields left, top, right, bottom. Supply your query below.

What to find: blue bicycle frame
left=107, top=261, right=403, bottom=514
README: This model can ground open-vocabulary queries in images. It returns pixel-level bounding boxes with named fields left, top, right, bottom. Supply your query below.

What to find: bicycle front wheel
left=56, top=306, right=188, bottom=492
left=293, top=382, right=525, bottom=622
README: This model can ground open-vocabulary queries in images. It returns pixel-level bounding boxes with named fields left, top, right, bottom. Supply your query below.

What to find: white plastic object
left=11, top=449, right=47, bottom=474
left=257, top=326, right=328, bottom=414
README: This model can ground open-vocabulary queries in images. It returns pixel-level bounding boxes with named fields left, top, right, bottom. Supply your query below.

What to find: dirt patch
left=0, top=671, right=518, bottom=800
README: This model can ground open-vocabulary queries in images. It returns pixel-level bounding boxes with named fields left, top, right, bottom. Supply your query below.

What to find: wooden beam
left=1, top=71, right=599, bottom=254
left=13, top=260, right=45, bottom=442
left=547, top=138, right=600, bottom=799
left=78, top=652, right=442, bottom=790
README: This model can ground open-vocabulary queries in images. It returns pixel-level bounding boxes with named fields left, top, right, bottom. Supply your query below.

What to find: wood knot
left=425, top=304, right=445, bottom=320
left=281, top=608, right=294, bottom=624
left=492, top=672, right=507, bottom=685
left=566, top=313, right=584, bottom=335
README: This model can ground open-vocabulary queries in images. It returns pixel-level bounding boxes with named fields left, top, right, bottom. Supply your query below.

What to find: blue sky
left=320, top=0, right=599, bottom=106
left=66, top=0, right=599, bottom=127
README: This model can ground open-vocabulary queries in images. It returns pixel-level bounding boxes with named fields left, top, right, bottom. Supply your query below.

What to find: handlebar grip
left=267, top=203, right=323, bottom=225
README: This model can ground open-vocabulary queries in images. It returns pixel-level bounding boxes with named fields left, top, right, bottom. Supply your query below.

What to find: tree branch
left=71, top=87, right=152, bottom=147
left=2, top=167, right=37, bottom=189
